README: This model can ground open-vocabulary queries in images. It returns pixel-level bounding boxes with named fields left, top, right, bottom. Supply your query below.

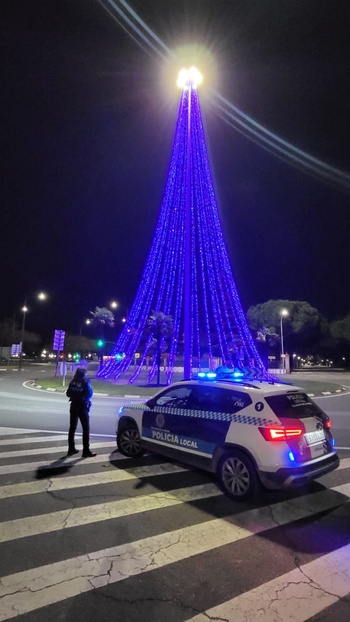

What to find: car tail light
left=325, top=419, right=331, bottom=428
left=259, top=427, right=303, bottom=441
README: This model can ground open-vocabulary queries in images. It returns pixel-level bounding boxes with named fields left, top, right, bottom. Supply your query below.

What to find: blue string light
left=98, top=79, right=272, bottom=382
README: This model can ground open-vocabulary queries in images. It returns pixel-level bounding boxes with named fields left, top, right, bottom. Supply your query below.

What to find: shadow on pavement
left=36, top=456, right=81, bottom=479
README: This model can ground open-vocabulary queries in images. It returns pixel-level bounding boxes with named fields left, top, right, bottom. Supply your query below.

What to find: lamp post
left=177, top=67, right=203, bottom=380
left=79, top=318, right=91, bottom=335
left=280, top=309, right=289, bottom=370
left=19, top=292, right=47, bottom=370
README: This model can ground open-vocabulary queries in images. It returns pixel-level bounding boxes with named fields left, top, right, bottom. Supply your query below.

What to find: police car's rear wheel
left=218, top=450, right=258, bottom=498
left=117, top=427, right=144, bottom=457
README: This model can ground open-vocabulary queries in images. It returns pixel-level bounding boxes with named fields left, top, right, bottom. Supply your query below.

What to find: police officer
left=66, top=367, right=96, bottom=457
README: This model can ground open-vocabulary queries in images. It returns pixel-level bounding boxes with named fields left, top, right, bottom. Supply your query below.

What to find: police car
left=116, top=370, right=339, bottom=499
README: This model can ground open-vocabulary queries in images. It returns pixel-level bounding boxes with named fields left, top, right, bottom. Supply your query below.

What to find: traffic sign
left=53, top=330, right=65, bottom=351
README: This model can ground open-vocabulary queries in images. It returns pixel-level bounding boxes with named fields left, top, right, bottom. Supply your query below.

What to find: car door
left=187, top=386, right=252, bottom=457
left=141, top=385, right=194, bottom=452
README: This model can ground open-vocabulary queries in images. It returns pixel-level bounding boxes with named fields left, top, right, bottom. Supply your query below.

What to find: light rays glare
left=97, top=0, right=350, bottom=189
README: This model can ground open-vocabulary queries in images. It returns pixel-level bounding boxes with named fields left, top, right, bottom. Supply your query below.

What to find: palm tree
left=90, top=307, right=115, bottom=368
left=146, top=311, right=173, bottom=385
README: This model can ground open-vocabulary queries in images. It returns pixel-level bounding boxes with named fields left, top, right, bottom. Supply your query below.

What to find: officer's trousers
left=68, top=404, right=90, bottom=452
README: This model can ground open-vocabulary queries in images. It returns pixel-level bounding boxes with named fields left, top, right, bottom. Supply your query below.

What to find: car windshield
left=264, top=392, right=324, bottom=419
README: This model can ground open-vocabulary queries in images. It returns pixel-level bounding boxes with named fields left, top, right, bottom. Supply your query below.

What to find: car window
left=189, top=386, right=251, bottom=413
left=220, top=389, right=252, bottom=413
left=155, top=386, right=193, bottom=409
left=264, top=392, right=324, bottom=419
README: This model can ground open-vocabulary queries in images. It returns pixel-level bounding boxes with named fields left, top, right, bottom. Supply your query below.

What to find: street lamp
left=280, top=308, right=289, bottom=371
left=110, top=300, right=129, bottom=322
left=19, top=292, right=47, bottom=370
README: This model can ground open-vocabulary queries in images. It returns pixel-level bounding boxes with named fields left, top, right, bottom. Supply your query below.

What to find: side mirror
left=146, top=398, right=156, bottom=409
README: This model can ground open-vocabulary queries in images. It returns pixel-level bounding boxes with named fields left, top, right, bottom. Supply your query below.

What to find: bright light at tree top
left=177, top=67, right=203, bottom=88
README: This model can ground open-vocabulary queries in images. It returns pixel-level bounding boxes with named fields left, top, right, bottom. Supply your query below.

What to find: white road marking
left=0, top=452, right=127, bottom=475
left=0, top=483, right=350, bottom=620
left=337, top=446, right=350, bottom=450
left=314, top=388, right=350, bottom=399
left=0, top=483, right=221, bottom=544
left=0, top=441, right=116, bottom=460
left=0, top=462, right=187, bottom=499
left=0, top=428, right=63, bottom=436
left=0, top=426, right=115, bottom=439
left=187, top=543, right=350, bottom=622
left=22, top=380, right=140, bottom=400
left=335, top=457, right=350, bottom=470
left=0, top=435, right=67, bottom=446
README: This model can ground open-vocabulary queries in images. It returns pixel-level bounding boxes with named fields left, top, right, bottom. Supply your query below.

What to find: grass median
left=277, top=376, right=346, bottom=396
left=32, top=376, right=158, bottom=397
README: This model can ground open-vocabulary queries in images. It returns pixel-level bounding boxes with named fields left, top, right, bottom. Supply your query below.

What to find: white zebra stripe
left=0, top=452, right=127, bottom=476
left=187, top=543, right=350, bottom=622
left=0, top=481, right=349, bottom=619
left=1, top=481, right=350, bottom=546
left=0, top=435, right=67, bottom=446
left=0, top=441, right=116, bottom=460
left=0, top=483, right=220, bottom=543
left=0, top=428, right=60, bottom=436
left=0, top=462, right=187, bottom=499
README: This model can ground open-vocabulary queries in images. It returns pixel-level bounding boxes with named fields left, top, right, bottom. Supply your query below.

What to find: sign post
left=60, top=361, right=68, bottom=387
left=10, top=344, right=22, bottom=368
left=53, top=330, right=65, bottom=377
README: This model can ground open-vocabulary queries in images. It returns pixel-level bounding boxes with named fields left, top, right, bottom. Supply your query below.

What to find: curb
left=25, top=381, right=150, bottom=400
left=25, top=380, right=349, bottom=400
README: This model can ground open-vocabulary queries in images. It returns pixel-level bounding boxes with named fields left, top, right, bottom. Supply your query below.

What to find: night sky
left=2, top=0, right=350, bottom=340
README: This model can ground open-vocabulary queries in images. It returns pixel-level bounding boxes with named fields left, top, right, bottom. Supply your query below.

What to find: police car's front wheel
left=117, top=426, right=145, bottom=458
left=218, top=450, right=258, bottom=499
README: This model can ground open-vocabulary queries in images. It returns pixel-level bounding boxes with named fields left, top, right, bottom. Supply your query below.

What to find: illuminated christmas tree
left=98, top=68, right=272, bottom=383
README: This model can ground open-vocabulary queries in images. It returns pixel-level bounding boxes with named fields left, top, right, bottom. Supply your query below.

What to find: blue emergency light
left=196, top=369, right=244, bottom=381
left=197, top=372, right=217, bottom=379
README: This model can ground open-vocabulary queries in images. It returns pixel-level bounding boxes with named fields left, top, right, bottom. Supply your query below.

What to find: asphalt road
left=1, top=365, right=350, bottom=447
left=0, top=366, right=126, bottom=438
left=1, top=365, right=350, bottom=622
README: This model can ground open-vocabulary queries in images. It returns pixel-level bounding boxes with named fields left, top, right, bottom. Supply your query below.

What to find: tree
left=0, top=318, right=41, bottom=357
left=90, top=307, right=115, bottom=330
left=330, top=314, right=350, bottom=342
left=90, top=307, right=115, bottom=368
left=63, top=335, right=96, bottom=358
left=146, top=312, right=173, bottom=385
left=247, top=299, right=328, bottom=359
left=330, top=314, right=350, bottom=364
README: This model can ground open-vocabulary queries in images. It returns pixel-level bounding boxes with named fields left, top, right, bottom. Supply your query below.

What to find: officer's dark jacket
left=66, top=379, right=93, bottom=407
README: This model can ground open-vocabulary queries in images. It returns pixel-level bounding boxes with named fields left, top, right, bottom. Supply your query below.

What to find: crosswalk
left=0, top=427, right=350, bottom=621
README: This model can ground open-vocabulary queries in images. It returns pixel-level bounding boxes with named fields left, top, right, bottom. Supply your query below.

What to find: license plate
left=304, top=430, right=325, bottom=445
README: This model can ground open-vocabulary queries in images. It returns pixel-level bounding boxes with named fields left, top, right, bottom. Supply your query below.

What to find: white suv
left=116, top=372, right=339, bottom=498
